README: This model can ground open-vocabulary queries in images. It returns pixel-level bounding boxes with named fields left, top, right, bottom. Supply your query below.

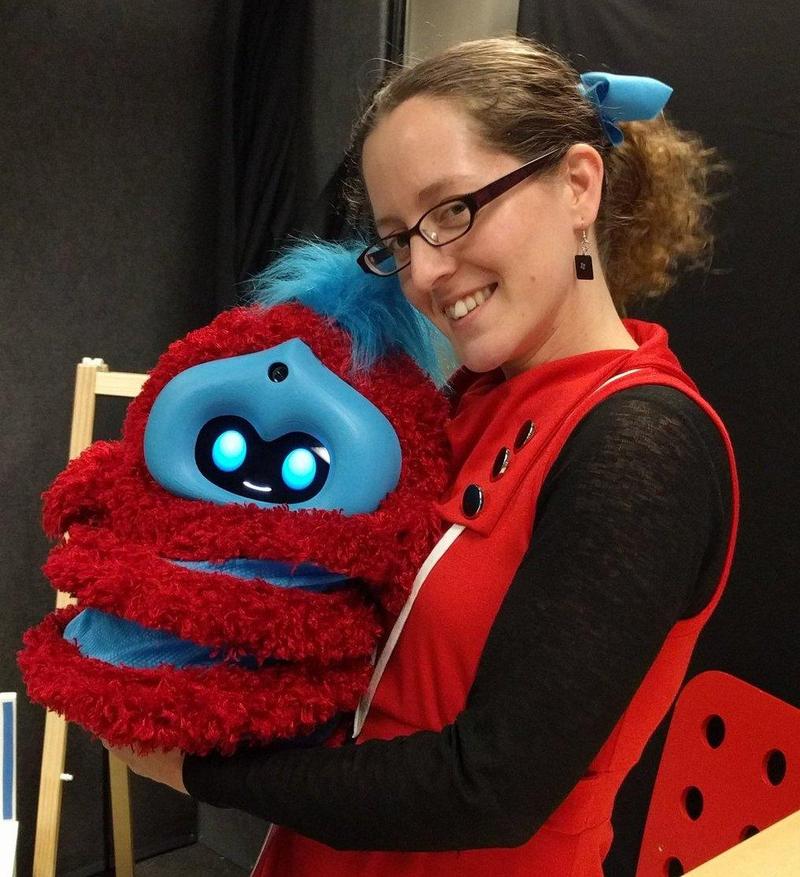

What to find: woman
left=114, top=37, right=738, bottom=875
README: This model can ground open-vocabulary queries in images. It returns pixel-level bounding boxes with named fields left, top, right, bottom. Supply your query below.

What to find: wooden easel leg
left=32, top=711, right=69, bottom=877
left=31, top=360, right=141, bottom=876
left=109, top=753, right=134, bottom=876
left=31, top=699, right=136, bottom=877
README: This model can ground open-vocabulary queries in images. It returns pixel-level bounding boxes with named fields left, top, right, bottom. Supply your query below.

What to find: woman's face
left=362, top=95, right=592, bottom=375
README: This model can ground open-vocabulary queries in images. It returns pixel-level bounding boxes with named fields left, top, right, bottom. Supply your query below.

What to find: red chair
left=636, top=671, right=800, bottom=876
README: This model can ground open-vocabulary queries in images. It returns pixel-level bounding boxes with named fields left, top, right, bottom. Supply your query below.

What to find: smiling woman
left=153, top=36, right=738, bottom=877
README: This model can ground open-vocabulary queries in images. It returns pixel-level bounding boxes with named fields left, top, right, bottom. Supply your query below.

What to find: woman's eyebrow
left=418, top=175, right=473, bottom=203
left=375, top=175, right=475, bottom=232
left=374, top=213, right=405, bottom=234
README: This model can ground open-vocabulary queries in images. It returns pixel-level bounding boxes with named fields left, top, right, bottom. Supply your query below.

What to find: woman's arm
left=181, top=385, right=730, bottom=851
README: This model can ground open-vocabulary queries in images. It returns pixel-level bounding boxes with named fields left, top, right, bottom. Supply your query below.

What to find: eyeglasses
left=357, top=146, right=563, bottom=277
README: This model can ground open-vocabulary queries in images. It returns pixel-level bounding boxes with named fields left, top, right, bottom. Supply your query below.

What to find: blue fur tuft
left=247, top=240, right=453, bottom=384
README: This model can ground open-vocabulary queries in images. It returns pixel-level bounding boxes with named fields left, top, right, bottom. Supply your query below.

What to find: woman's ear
left=561, top=143, right=605, bottom=228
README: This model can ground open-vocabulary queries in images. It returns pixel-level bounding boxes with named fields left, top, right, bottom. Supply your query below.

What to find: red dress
left=254, top=319, right=739, bottom=876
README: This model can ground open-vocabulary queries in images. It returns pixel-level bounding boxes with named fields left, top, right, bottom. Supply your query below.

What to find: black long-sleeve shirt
left=184, top=384, right=733, bottom=851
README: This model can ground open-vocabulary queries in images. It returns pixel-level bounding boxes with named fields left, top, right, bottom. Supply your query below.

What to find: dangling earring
left=575, top=229, right=594, bottom=280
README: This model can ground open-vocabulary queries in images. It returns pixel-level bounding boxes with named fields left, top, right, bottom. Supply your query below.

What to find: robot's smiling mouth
left=62, top=559, right=351, bottom=670
left=242, top=480, right=272, bottom=493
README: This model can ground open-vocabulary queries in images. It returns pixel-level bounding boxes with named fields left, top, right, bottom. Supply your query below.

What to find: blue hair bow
left=578, top=72, right=673, bottom=146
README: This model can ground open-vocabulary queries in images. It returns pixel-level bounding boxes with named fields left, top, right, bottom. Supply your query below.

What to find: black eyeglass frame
left=357, top=145, right=564, bottom=276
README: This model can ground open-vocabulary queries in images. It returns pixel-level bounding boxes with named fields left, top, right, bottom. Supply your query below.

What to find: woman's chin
left=457, top=349, right=507, bottom=374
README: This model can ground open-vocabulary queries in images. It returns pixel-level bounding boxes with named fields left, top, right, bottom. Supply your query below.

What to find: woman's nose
left=407, top=235, right=457, bottom=292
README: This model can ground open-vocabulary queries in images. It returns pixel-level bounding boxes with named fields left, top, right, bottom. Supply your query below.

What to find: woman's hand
left=103, top=742, right=189, bottom=795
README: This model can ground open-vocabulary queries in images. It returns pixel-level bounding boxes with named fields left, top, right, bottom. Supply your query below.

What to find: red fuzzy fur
left=44, top=528, right=382, bottom=665
left=20, top=607, right=371, bottom=756
left=20, top=303, right=451, bottom=752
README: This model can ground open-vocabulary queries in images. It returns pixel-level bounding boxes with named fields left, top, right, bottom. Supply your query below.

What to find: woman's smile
left=441, top=283, right=497, bottom=323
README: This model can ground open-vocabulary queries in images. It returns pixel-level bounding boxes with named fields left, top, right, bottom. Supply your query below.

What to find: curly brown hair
left=344, top=37, right=726, bottom=311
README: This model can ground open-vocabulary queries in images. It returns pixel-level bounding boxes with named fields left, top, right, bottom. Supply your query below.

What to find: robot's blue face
left=143, top=338, right=402, bottom=515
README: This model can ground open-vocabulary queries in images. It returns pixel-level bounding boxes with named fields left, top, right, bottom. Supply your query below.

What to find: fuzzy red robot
left=19, top=242, right=451, bottom=755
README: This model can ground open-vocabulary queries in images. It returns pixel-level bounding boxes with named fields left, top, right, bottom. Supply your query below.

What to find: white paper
left=0, top=821, right=18, bottom=877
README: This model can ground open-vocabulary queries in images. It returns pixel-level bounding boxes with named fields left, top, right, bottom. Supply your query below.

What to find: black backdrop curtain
left=217, top=0, right=392, bottom=309
left=517, top=2, right=800, bottom=874
left=218, top=1, right=308, bottom=297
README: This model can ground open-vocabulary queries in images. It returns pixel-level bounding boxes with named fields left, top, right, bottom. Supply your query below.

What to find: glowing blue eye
left=211, top=430, right=247, bottom=472
left=282, top=448, right=317, bottom=490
